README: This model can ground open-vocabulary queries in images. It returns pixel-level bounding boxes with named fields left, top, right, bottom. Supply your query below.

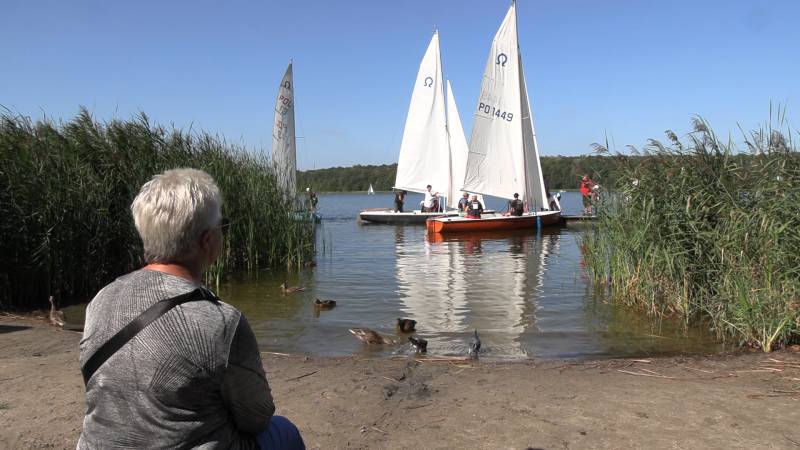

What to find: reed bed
left=0, top=108, right=314, bottom=310
left=583, top=115, right=800, bottom=351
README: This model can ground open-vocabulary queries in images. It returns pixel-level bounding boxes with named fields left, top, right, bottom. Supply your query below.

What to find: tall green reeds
left=583, top=114, right=800, bottom=351
left=0, top=108, right=314, bottom=310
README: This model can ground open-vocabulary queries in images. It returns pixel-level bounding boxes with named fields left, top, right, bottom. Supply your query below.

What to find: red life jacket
left=580, top=180, right=593, bottom=196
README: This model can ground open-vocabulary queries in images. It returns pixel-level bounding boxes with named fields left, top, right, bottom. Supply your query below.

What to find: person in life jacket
left=457, top=192, right=470, bottom=215
left=579, top=175, right=595, bottom=215
left=506, top=193, right=524, bottom=216
left=466, top=195, right=484, bottom=219
left=393, top=190, right=407, bottom=212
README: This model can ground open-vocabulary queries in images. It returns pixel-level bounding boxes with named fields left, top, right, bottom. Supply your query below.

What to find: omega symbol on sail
left=283, top=81, right=291, bottom=90
left=496, top=53, right=508, bottom=66
left=424, top=77, right=434, bottom=87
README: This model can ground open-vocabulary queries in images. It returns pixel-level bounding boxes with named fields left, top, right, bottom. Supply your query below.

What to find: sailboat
left=427, top=1, right=561, bottom=233
left=367, top=183, right=375, bottom=195
left=359, top=31, right=471, bottom=224
left=272, top=61, right=297, bottom=199
left=272, top=61, right=320, bottom=222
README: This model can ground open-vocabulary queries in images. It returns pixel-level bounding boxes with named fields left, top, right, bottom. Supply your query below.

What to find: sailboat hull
left=359, top=209, right=455, bottom=224
left=426, top=210, right=561, bottom=233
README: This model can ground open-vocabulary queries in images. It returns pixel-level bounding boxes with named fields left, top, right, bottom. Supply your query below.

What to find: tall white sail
left=272, top=62, right=297, bottom=197
left=462, top=2, right=549, bottom=210
left=394, top=32, right=450, bottom=196
left=445, top=80, right=470, bottom=210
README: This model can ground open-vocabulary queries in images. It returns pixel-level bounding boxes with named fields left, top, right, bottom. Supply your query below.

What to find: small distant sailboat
left=427, top=1, right=560, bottom=233
left=367, top=183, right=375, bottom=195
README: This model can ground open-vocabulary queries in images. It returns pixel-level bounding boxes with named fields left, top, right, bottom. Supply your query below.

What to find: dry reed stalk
left=284, top=370, right=318, bottom=382
left=617, top=369, right=675, bottom=379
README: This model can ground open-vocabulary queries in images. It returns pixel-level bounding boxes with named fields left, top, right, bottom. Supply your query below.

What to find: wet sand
left=1, top=317, right=798, bottom=449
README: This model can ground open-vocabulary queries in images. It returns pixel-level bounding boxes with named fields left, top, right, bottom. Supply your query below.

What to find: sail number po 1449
left=478, top=102, right=513, bottom=122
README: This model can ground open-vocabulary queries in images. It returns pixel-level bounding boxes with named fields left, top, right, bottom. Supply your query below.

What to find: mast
left=514, top=0, right=549, bottom=211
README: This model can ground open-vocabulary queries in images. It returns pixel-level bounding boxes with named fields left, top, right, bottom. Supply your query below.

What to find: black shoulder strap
left=81, top=288, right=217, bottom=386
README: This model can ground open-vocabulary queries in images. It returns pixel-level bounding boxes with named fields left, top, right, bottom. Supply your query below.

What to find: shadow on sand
left=0, top=324, right=32, bottom=334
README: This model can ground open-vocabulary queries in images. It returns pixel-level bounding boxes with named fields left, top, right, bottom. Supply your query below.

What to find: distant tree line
left=298, top=156, right=615, bottom=192
left=298, top=164, right=397, bottom=192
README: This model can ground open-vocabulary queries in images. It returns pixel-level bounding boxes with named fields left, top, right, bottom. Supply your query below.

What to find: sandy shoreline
left=1, top=317, right=798, bottom=449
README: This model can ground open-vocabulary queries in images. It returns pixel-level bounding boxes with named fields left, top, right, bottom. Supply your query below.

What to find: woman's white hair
left=131, top=168, right=222, bottom=263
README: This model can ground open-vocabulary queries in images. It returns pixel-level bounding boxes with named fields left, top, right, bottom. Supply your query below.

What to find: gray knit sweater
left=78, top=269, right=274, bottom=449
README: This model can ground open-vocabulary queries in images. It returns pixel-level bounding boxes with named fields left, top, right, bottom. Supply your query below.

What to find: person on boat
left=457, top=192, right=470, bottom=215
left=505, top=193, right=524, bottom=216
left=393, top=189, right=407, bottom=213
left=78, top=168, right=305, bottom=450
left=421, top=184, right=440, bottom=212
left=466, top=194, right=484, bottom=219
left=548, top=192, right=561, bottom=211
left=579, top=175, right=596, bottom=215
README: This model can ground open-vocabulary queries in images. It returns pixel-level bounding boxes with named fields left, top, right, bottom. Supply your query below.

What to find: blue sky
left=2, top=0, right=798, bottom=169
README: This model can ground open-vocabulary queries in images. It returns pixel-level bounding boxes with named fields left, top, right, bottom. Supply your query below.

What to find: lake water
left=215, top=191, right=719, bottom=360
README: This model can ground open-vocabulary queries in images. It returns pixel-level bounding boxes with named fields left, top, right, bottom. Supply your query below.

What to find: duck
left=314, top=298, right=336, bottom=309
left=348, top=328, right=395, bottom=345
left=408, top=336, right=428, bottom=353
left=279, top=282, right=305, bottom=294
left=469, top=329, right=481, bottom=359
left=48, top=296, right=66, bottom=328
left=396, top=318, right=417, bottom=333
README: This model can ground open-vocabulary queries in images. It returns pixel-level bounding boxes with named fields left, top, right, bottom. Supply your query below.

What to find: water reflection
left=394, top=229, right=561, bottom=358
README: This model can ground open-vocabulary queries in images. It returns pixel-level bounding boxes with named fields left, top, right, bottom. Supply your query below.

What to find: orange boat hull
left=426, top=211, right=561, bottom=233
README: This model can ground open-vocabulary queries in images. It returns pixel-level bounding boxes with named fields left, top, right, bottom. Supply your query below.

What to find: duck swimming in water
left=48, top=296, right=65, bottom=328
left=396, top=318, right=417, bottom=333
left=348, top=328, right=395, bottom=345
left=279, top=282, right=305, bottom=294
left=314, top=298, right=336, bottom=309
left=469, top=329, right=481, bottom=359
left=408, top=336, right=428, bottom=353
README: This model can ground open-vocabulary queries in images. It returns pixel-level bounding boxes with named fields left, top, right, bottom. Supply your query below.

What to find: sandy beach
left=1, top=316, right=798, bottom=450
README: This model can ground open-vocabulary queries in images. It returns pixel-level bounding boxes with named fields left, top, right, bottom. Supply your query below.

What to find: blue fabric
left=256, top=416, right=305, bottom=450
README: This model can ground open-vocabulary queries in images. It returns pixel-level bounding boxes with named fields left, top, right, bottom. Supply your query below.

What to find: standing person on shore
left=579, top=175, right=596, bottom=215
left=78, top=168, right=305, bottom=450
left=393, top=189, right=407, bottom=212
left=309, top=189, right=318, bottom=212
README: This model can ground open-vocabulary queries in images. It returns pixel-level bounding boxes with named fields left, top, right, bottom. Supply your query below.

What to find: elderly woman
left=78, top=168, right=304, bottom=449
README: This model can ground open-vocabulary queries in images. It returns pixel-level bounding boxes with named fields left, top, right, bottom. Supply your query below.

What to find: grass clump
left=0, top=107, right=314, bottom=310
left=583, top=112, right=800, bottom=351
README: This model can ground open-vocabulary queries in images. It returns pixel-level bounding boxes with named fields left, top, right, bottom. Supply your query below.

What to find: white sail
left=272, top=62, right=297, bottom=197
left=368, top=183, right=375, bottom=195
left=462, top=2, right=549, bottom=210
left=445, top=80, right=470, bottom=210
left=394, top=32, right=450, bottom=197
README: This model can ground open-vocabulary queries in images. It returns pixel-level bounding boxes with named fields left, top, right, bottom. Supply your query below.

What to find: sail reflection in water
left=395, top=228, right=557, bottom=358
